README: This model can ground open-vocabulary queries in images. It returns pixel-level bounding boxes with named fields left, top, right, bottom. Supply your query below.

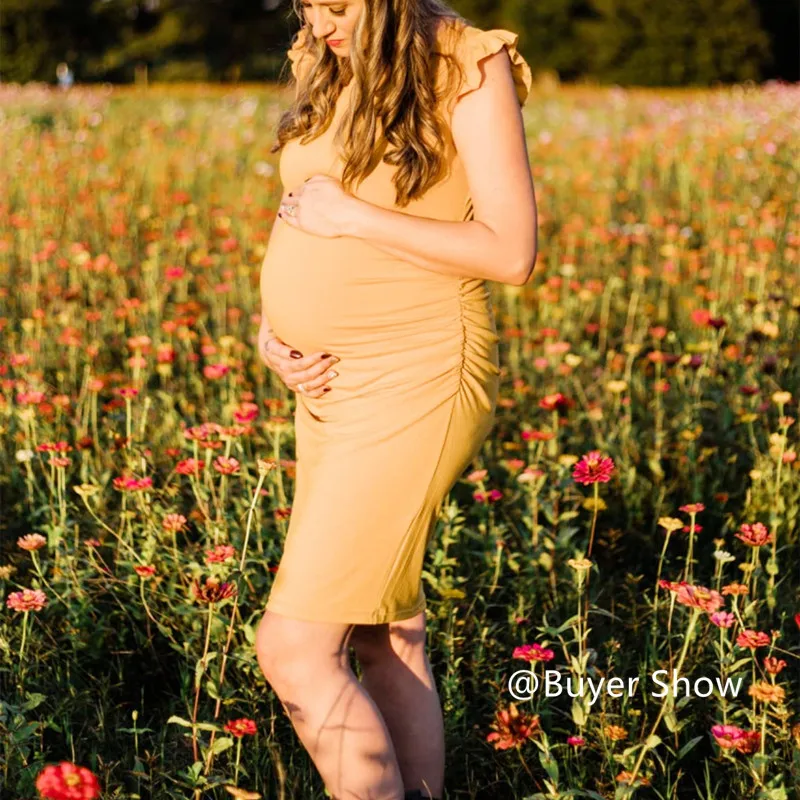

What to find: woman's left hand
left=278, top=175, right=360, bottom=238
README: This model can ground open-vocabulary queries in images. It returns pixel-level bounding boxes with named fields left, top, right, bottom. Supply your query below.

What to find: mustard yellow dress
left=262, top=18, right=532, bottom=624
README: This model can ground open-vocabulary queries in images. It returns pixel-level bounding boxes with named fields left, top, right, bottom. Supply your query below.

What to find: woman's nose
left=309, top=15, right=336, bottom=39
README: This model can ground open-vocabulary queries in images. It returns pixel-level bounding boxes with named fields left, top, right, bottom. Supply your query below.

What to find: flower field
left=1, top=80, right=799, bottom=799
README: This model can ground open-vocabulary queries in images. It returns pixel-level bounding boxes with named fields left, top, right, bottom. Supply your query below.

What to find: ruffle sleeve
left=437, top=23, right=533, bottom=113
left=287, top=25, right=314, bottom=82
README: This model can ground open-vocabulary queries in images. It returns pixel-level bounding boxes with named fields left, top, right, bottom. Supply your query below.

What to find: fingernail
left=321, top=353, right=332, bottom=359
left=323, top=387, right=331, bottom=393
left=290, top=350, right=303, bottom=358
left=327, top=370, right=338, bottom=379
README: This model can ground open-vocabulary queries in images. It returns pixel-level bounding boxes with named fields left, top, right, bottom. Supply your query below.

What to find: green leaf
left=207, top=736, right=234, bottom=757
left=538, top=750, right=559, bottom=786
left=677, top=735, right=703, bottom=760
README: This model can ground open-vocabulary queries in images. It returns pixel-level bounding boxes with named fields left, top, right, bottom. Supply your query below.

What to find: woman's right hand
left=257, top=325, right=339, bottom=398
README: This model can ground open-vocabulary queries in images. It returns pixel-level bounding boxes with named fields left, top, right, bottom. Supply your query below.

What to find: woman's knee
left=255, top=610, right=352, bottom=690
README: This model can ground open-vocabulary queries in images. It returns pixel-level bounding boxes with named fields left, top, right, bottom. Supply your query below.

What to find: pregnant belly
left=261, top=222, right=465, bottom=354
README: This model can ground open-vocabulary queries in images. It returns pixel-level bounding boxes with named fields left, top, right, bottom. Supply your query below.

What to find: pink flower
left=17, top=533, right=47, bottom=551
left=711, top=724, right=760, bottom=754
left=673, top=583, right=724, bottom=613
left=162, top=513, right=187, bottom=532
left=567, top=735, right=586, bottom=747
left=213, top=456, right=240, bottom=475
left=735, top=522, right=773, bottom=547
left=513, top=643, right=555, bottom=662
left=7, top=588, right=47, bottom=612
left=572, top=451, right=615, bottom=485
left=205, top=545, right=237, bottom=565
left=709, top=611, right=735, bottom=628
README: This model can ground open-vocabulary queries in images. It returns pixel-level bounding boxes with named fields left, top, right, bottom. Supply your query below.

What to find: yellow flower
left=658, top=516, right=684, bottom=534
left=772, top=391, right=792, bottom=406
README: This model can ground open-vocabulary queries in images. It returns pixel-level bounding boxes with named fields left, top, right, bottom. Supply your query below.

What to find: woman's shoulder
left=432, top=17, right=533, bottom=111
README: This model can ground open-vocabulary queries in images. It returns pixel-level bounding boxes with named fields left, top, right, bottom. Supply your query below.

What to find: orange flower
left=162, top=513, right=188, bottom=532
left=35, top=761, right=101, bottom=799
left=736, top=629, right=771, bottom=649
left=191, top=576, right=237, bottom=604
left=603, top=724, right=628, bottom=742
left=616, top=771, right=650, bottom=787
left=748, top=681, right=785, bottom=704
left=763, top=656, right=787, bottom=675
left=134, top=565, right=156, bottom=578
left=486, top=703, right=540, bottom=750
left=17, top=533, right=47, bottom=551
left=722, top=582, right=749, bottom=596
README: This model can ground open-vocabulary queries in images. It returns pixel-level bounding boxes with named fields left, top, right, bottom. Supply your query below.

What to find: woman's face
left=300, top=0, right=364, bottom=54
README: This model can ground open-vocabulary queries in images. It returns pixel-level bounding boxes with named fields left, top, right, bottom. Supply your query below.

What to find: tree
left=577, top=0, right=772, bottom=85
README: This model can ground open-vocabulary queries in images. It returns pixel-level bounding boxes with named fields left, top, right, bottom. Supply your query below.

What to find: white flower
left=713, top=549, right=735, bottom=563
left=15, top=449, right=34, bottom=463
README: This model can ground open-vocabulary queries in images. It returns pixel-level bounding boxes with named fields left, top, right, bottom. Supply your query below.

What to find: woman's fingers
left=263, top=340, right=339, bottom=395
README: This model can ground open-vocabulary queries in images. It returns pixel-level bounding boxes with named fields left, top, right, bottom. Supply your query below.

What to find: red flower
left=224, top=718, right=257, bottom=737
left=35, top=761, right=101, bottom=799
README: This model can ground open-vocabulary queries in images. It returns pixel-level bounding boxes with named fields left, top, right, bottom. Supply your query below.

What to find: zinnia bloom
left=205, top=545, right=237, bottom=564
left=748, top=680, right=785, bottom=704
left=7, top=588, right=47, bottom=612
left=191, top=576, right=237, bottom=604
left=224, top=718, right=257, bottom=737
left=567, top=735, right=586, bottom=747
left=213, top=456, right=240, bottom=475
left=162, top=513, right=188, bottom=532
left=17, top=533, right=47, bottom=551
left=603, top=725, right=627, bottom=742
left=735, top=522, right=773, bottom=547
left=736, top=629, right=771, bottom=649
left=513, top=643, right=555, bottom=662
left=709, top=611, right=735, bottom=628
left=572, top=451, right=615, bottom=485
left=672, top=582, right=724, bottom=613
left=711, top=724, right=760, bottom=754
left=486, top=703, right=540, bottom=750
left=35, top=761, right=101, bottom=799
left=763, top=656, right=787, bottom=675
left=134, top=565, right=156, bottom=578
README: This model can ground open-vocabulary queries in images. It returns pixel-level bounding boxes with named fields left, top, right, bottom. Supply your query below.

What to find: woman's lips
left=327, top=39, right=343, bottom=46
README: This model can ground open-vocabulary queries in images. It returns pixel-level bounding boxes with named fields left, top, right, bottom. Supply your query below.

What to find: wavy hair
left=269, top=0, right=473, bottom=208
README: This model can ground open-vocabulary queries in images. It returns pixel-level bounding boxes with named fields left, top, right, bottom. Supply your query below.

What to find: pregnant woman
left=255, top=0, right=537, bottom=797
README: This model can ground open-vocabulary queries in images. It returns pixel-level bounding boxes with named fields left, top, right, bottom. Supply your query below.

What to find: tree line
left=1, top=0, right=797, bottom=86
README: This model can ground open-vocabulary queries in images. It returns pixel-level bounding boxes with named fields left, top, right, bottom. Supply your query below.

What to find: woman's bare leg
left=349, top=612, right=444, bottom=799
left=255, top=609, right=406, bottom=800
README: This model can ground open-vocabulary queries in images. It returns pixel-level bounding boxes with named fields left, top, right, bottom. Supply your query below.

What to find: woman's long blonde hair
left=269, top=0, right=472, bottom=208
